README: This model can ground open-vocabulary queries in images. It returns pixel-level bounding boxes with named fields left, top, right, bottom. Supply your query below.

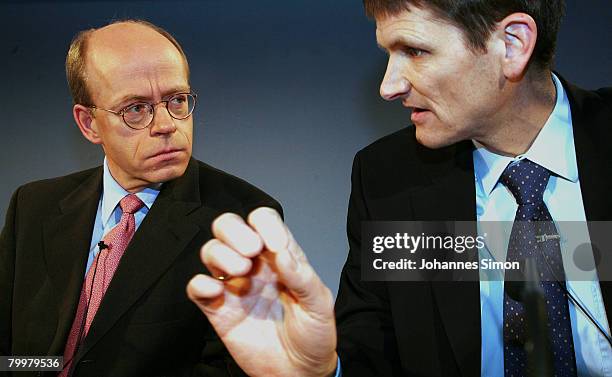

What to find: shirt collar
left=100, top=158, right=161, bottom=226
left=473, top=73, right=577, bottom=195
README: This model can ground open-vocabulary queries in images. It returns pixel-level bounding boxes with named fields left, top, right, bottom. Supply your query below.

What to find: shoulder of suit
left=193, top=159, right=266, bottom=195
left=191, top=159, right=283, bottom=216
left=354, top=126, right=470, bottom=181
left=359, top=127, right=415, bottom=155
left=558, top=79, right=612, bottom=149
left=356, top=126, right=465, bottom=161
left=568, top=83, right=612, bottom=106
left=593, top=87, right=612, bottom=106
left=558, top=76, right=612, bottom=115
left=15, top=166, right=101, bottom=201
left=356, top=127, right=419, bottom=172
left=585, top=87, right=612, bottom=115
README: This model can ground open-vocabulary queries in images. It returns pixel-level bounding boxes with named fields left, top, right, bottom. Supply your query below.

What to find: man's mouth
left=148, top=148, right=184, bottom=161
left=410, top=107, right=431, bottom=124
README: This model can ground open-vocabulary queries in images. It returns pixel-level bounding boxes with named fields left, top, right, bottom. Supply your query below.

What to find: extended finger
left=201, top=238, right=253, bottom=277
left=247, top=207, right=289, bottom=253
left=212, top=212, right=263, bottom=257
left=248, top=207, right=305, bottom=267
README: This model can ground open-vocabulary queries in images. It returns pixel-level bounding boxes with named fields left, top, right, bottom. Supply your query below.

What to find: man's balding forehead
left=90, top=21, right=189, bottom=66
left=66, top=19, right=190, bottom=105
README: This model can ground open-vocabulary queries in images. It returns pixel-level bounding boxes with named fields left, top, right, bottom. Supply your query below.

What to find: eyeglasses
left=90, top=92, right=197, bottom=130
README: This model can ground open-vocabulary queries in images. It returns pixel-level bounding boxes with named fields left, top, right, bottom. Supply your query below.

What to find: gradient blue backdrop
left=1, top=0, right=611, bottom=295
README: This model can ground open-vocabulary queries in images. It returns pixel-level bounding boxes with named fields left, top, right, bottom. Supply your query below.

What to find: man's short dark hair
left=363, top=0, right=565, bottom=71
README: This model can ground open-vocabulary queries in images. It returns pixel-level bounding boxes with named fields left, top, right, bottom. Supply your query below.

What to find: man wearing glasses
left=0, top=20, right=279, bottom=376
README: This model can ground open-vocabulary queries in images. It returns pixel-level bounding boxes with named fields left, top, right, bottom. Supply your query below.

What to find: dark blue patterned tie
left=500, top=159, right=577, bottom=377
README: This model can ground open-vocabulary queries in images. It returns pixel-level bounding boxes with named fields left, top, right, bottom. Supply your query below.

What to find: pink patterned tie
left=60, top=194, right=144, bottom=376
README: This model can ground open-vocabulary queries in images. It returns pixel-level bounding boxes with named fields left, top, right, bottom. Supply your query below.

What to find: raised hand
left=186, top=207, right=337, bottom=377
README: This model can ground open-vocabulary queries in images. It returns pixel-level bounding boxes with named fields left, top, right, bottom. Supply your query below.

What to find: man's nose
left=149, top=103, right=177, bottom=135
left=379, top=57, right=411, bottom=101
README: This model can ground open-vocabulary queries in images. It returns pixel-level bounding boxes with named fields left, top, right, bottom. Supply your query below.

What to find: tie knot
left=499, top=159, right=550, bottom=205
left=119, top=194, right=145, bottom=214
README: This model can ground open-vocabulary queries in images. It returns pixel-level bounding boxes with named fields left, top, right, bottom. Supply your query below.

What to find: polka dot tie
left=60, top=194, right=144, bottom=376
left=500, top=159, right=577, bottom=377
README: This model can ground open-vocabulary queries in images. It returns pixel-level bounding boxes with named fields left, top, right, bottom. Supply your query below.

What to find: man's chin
left=414, top=129, right=460, bottom=150
left=146, top=159, right=190, bottom=184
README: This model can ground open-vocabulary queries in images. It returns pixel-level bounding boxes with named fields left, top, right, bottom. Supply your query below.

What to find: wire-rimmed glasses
left=90, top=92, right=197, bottom=130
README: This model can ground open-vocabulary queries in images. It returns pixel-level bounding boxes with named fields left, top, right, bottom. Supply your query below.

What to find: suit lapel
left=409, top=141, right=481, bottom=377
left=44, top=168, right=103, bottom=355
left=75, top=159, right=202, bottom=360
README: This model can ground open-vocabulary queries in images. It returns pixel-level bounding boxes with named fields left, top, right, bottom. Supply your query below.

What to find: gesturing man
left=0, top=20, right=279, bottom=376
left=188, top=1, right=612, bottom=376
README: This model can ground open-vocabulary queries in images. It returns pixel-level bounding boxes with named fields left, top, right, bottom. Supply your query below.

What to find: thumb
left=276, top=235, right=332, bottom=315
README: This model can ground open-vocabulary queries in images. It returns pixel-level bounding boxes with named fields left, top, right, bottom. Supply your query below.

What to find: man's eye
left=125, top=103, right=148, bottom=114
left=170, top=95, right=187, bottom=105
left=404, top=47, right=425, bottom=57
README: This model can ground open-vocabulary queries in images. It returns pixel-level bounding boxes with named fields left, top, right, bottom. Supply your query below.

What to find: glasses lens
left=167, top=93, right=195, bottom=119
left=123, top=103, right=153, bottom=129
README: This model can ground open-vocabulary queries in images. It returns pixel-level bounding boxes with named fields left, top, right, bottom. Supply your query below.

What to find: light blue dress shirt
left=475, top=74, right=612, bottom=377
left=85, top=159, right=161, bottom=275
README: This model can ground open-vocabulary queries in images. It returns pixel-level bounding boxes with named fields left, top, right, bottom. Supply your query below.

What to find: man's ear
left=497, top=13, right=538, bottom=81
left=73, top=104, right=103, bottom=144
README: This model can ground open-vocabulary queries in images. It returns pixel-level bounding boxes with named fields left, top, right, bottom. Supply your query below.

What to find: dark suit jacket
left=335, top=78, right=612, bottom=376
left=0, top=158, right=281, bottom=377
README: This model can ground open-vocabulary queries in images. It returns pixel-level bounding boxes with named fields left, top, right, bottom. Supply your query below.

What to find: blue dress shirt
left=475, top=74, right=612, bottom=377
left=85, top=159, right=161, bottom=275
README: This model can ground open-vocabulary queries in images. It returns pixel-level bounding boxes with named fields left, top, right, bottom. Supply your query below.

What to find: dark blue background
left=1, top=0, right=610, bottom=294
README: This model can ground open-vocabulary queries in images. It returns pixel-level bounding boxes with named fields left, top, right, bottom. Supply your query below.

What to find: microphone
left=536, top=245, right=612, bottom=348
left=521, top=258, right=554, bottom=377
left=506, top=254, right=612, bottom=372
left=507, top=249, right=612, bottom=348
left=506, top=258, right=554, bottom=377
left=65, top=240, right=108, bottom=376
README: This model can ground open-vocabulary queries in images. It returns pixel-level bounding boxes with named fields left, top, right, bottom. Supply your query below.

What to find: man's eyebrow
left=162, top=86, right=192, bottom=97
left=114, top=94, right=149, bottom=106
left=113, top=87, right=191, bottom=107
left=381, top=36, right=429, bottom=53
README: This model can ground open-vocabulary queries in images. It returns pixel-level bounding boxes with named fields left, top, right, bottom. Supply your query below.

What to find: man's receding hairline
left=82, top=21, right=190, bottom=96
left=87, top=21, right=185, bottom=60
